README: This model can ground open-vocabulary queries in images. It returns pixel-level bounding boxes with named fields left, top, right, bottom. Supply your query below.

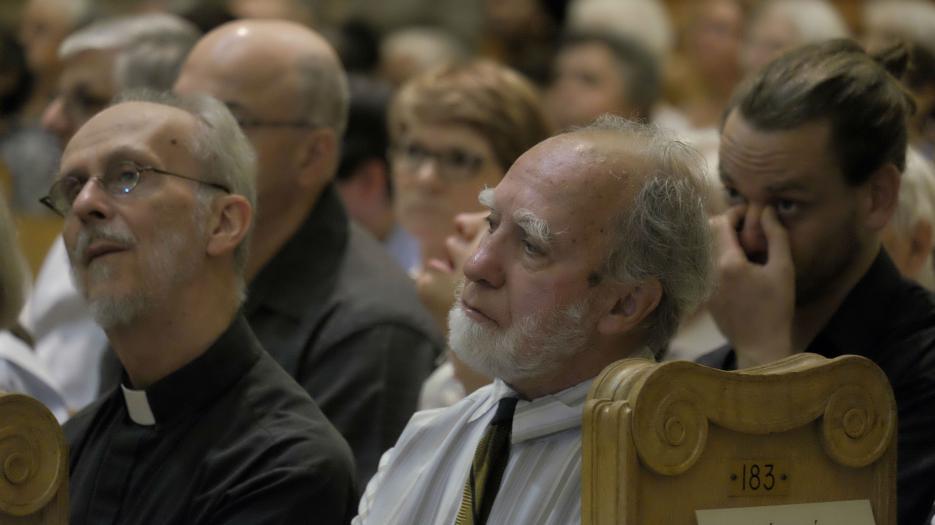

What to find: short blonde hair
left=0, top=195, right=28, bottom=329
left=389, top=60, right=552, bottom=171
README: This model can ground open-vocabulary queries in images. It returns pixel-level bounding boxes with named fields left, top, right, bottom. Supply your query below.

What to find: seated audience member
left=354, top=115, right=713, bottom=524
left=0, top=193, right=66, bottom=421
left=24, top=13, right=200, bottom=414
left=698, top=40, right=935, bottom=523
left=175, top=20, right=443, bottom=484
left=51, top=92, right=356, bottom=524
left=882, top=148, right=935, bottom=290
left=379, top=27, right=467, bottom=88
left=334, top=76, right=396, bottom=243
left=388, top=60, right=552, bottom=274
left=565, top=0, right=673, bottom=64
left=17, top=0, right=89, bottom=121
left=546, top=31, right=661, bottom=129
left=0, top=29, right=61, bottom=214
left=666, top=0, right=746, bottom=130
left=862, top=0, right=935, bottom=161
left=741, top=0, right=848, bottom=74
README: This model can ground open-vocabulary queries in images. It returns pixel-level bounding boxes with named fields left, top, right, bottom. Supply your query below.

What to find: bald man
left=354, top=116, right=713, bottom=524
left=175, top=21, right=442, bottom=483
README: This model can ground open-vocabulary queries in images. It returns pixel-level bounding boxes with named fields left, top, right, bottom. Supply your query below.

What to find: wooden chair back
left=582, top=353, right=896, bottom=524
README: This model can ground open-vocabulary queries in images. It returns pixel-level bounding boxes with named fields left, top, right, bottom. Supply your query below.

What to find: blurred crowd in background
left=2, top=0, right=935, bottom=403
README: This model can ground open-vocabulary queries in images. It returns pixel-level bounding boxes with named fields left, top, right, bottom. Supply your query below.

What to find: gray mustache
left=73, top=224, right=137, bottom=262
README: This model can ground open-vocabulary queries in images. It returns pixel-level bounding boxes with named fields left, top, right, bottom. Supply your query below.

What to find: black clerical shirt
left=697, top=251, right=935, bottom=524
left=65, top=314, right=357, bottom=525
left=244, top=184, right=443, bottom=483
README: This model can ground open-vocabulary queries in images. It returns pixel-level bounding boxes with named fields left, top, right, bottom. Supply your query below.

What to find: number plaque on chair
left=581, top=354, right=896, bottom=525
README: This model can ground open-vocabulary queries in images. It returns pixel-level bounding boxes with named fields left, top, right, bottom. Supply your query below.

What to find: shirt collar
left=119, top=314, right=261, bottom=427
left=244, top=183, right=349, bottom=320
left=466, top=377, right=592, bottom=444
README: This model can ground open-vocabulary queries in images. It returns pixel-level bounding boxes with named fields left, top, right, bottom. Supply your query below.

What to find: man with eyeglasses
left=51, top=90, right=356, bottom=525
left=21, top=14, right=201, bottom=415
left=174, top=20, right=442, bottom=484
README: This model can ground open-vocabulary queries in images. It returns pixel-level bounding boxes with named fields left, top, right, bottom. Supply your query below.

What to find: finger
left=454, top=211, right=488, bottom=239
left=725, top=204, right=746, bottom=230
left=445, top=234, right=472, bottom=270
left=710, top=212, right=745, bottom=262
left=426, top=257, right=454, bottom=273
left=760, top=207, right=792, bottom=267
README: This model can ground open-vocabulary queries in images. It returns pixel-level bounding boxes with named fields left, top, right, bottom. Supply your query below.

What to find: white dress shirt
left=20, top=237, right=107, bottom=412
left=0, top=330, right=68, bottom=422
left=354, top=377, right=591, bottom=525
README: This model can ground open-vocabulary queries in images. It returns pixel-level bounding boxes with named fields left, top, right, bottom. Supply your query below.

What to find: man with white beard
left=353, top=115, right=713, bottom=525
left=44, top=91, right=356, bottom=524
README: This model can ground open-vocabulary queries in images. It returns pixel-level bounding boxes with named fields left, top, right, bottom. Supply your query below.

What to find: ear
left=597, top=278, right=663, bottom=337
left=863, top=163, right=901, bottom=231
left=295, top=129, right=339, bottom=189
left=205, top=195, right=252, bottom=259
left=905, top=220, right=934, bottom=277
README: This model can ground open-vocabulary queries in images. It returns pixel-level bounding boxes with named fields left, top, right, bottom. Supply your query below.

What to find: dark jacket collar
left=244, top=184, right=349, bottom=320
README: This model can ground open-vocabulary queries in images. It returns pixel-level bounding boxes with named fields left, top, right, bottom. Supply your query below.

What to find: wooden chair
left=582, top=353, right=896, bottom=524
left=0, top=392, right=68, bottom=524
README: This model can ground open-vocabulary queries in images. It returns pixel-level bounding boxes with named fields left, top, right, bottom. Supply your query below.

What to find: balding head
left=175, top=20, right=349, bottom=238
left=176, top=20, right=348, bottom=136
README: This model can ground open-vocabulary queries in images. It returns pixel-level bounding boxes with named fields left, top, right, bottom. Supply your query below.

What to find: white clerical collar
left=121, top=384, right=156, bottom=426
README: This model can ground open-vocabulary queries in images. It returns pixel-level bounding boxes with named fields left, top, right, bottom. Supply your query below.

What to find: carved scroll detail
left=822, top=384, right=893, bottom=468
left=0, top=394, right=66, bottom=517
left=587, top=354, right=896, bottom=476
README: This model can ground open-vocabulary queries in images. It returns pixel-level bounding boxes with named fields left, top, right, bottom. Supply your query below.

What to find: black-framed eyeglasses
left=40, top=161, right=231, bottom=217
left=390, top=142, right=489, bottom=183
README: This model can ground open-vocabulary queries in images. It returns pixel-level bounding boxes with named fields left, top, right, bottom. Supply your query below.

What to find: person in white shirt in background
left=882, top=148, right=935, bottom=291
left=0, top=194, right=67, bottom=421
left=23, top=14, right=200, bottom=414
left=355, top=115, right=713, bottom=524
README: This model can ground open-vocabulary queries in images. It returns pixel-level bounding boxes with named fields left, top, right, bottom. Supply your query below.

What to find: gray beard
left=447, top=299, right=592, bottom=385
left=70, top=219, right=202, bottom=331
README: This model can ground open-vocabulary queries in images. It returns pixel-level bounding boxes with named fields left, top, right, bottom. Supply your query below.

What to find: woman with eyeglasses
left=387, top=60, right=552, bottom=407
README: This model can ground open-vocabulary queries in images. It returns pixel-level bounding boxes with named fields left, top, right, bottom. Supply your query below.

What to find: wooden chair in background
left=0, top=392, right=68, bottom=524
left=582, top=353, right=897, bottom=524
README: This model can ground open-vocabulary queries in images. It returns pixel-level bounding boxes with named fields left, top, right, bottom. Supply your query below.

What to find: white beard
left=447, top=298, right=593, bottom=384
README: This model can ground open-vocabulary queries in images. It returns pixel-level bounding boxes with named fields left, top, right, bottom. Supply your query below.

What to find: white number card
left=696, top=499, right=876, bottom=525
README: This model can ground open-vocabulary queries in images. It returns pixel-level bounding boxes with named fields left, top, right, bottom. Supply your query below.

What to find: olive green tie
left=455, top=397, right=519, bottom=525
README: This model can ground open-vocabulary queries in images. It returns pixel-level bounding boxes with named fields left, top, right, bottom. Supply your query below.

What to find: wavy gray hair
left=572, top=115, right=714, bottom=356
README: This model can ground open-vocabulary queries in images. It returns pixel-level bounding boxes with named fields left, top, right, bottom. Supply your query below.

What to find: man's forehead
left=719, top=110, right=838, bottom=186
left=63, top=102, right=196, bottom=165
left=492, top=133, right=636, bottom=221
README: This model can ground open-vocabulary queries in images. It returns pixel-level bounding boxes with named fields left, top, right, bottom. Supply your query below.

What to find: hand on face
left=414, top=211, right=489, bottom=332
left=708, top=204, right=795, bottom=368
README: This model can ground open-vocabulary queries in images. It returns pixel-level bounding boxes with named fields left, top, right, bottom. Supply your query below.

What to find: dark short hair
left=725, top=39, right=916, bottom=184
left=557, top=30, right=661, bottom=121
left=337, top=75, right=392, bottom=194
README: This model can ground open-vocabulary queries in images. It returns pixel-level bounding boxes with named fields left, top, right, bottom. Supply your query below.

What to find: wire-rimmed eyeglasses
left=40, top=161, right=230, bottom=217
